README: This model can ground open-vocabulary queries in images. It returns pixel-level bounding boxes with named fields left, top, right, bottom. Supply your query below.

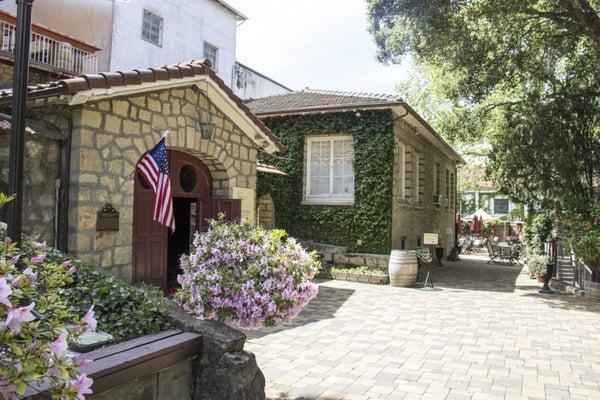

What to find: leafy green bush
left=21, top=246, right=169, bottom=342
left=523, top=214, right=553, bottom=255
left=415, top=247, right=432, bottom=264
left=564, top=209, right=600, bottom=279
left=528, top=254, right=550, bottom=277
left=484, top=218, right=506, bottom=235
left=61, top=266, right=168, bottom=342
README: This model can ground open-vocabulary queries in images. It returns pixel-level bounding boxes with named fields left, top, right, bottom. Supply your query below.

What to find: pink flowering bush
left=0, top=195, right=94, bottom=399
left=176, top=221, right=320, bottom=329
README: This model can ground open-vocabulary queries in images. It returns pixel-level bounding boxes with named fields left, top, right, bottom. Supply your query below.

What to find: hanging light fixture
left=198, top=101, right=215, bottom=140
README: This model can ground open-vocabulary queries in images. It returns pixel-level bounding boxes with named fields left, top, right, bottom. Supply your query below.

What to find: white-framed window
left=203, top=42, right=218, bottom=70
left=398, top=143, right=406, bottom=200
left=412, top=151, right=420, bottom=203
left=305, top=136, right=354, bottom=204
left=142, top=11, right=163, bottom=46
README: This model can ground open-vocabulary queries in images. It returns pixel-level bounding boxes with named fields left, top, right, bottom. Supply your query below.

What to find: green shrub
left=21, top=246, right=169, bottom=342
left=528, top=254, right=550, bottom=277
left=564, top=209, right=600, bottom=279
left=415, top=247, right=432, bottom=264
left=523, top=214, right=553, bottom=255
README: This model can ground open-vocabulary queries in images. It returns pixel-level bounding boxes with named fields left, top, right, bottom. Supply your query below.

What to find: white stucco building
left=232, top=62, right=292, bottom=99
left=0, top=0, right=245, bottom=86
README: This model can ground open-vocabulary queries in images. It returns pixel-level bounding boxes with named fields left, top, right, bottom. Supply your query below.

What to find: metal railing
left=0, top=19, right=98, bottom=75
left=547, top=237, right=594, bottom=289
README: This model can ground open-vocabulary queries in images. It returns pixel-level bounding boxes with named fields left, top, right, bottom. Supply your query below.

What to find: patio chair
left=486, top=241, right=502, bottom=264
left=499, top=246, right=515, bottom=265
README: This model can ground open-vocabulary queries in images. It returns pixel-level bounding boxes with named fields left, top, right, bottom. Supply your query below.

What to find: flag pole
left=161, top=130, right=170, bottom=140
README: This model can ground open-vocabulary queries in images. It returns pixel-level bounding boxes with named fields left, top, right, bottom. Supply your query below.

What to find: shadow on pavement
left=245, top=284, right=355, bottom=339
left=429, top=255, right=524, bottom=293
left=520, top=291, right=600, bottom=314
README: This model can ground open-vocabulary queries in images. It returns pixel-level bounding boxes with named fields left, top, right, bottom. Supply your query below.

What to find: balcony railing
left=0, top=19, right=98, bottom=75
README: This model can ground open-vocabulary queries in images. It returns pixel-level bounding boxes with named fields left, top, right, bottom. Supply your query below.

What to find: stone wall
left=256, top=194, right=275, bottom=229
left=91, top=358, right=194, bottom=400
left=0, top=129, right=61, bottom=243
left=67, top=86, right=259, bottom=280
left=303, top=241, right=390, bottom=270
left=391, top=119, right=457, bottom=252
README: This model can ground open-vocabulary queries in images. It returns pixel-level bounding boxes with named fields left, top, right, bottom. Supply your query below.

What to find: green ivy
left=258, top=110, right=394, bottom=254
left=22, top=246, right=170, bottom=343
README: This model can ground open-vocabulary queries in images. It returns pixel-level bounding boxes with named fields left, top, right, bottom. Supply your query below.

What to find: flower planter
left=319, top=269, right=389, bottom=285
left=585, top=280, right=600, bottom=300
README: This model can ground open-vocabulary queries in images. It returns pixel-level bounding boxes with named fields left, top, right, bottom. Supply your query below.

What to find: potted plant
left=528, top=254, right=550, bottom=282
left=416, top=247, right=432, bottom=269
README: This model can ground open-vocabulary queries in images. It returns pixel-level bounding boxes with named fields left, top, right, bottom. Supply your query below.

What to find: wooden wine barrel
left=388, top=250, right=418, bottom=287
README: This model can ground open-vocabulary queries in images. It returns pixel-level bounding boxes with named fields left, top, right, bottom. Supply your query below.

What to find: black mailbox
left=96, top=203, right=119, bottom=232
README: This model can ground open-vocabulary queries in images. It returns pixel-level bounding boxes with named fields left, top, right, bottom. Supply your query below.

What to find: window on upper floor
left=142, top=11, right=163, bottom=46
left=494, top=198, right=509, bottom=215
left=203, top=42, right=218, bottom=71
left=305, top=136, right=354, bottom=204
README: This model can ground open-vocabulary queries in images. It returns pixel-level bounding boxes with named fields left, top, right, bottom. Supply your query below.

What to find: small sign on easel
left=422, top=233, right=438, bottom=289
left=423, top=233, right=438, bottom=245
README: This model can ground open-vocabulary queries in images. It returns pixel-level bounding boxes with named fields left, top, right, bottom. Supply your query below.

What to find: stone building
left=0, top=59, right=282, bottom=289
left=248, top=89, right=464, bottom=255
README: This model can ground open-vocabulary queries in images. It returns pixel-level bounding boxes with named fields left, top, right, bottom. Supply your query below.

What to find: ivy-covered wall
left=257, top=110, right=394, bottom=254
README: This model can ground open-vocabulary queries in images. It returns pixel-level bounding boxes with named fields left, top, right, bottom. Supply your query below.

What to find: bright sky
left=226, top=0, right=411, bottom=95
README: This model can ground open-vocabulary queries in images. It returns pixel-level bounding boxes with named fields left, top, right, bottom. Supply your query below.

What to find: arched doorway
left=133, top=149, right=241, bottom=290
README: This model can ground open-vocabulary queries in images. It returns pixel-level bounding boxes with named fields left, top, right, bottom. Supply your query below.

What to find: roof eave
left=393, top=104, right=465, bottom=165
left=253, top=102, right=402, bottom=118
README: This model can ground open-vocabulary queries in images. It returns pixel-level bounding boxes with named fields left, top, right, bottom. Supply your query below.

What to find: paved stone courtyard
left=244, top=255, right=600, bottom=399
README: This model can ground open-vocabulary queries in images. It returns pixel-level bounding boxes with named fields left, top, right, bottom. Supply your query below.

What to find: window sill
left=302, top=198, right=354, bottom=206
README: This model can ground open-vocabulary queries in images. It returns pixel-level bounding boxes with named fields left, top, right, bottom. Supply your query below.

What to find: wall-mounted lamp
left=199, top=121, right=215, bottom=140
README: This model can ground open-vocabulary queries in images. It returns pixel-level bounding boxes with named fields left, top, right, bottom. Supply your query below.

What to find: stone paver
left=244, top=255, right=600, bottom=399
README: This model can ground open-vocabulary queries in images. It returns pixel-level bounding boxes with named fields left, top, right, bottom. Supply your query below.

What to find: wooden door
left=133, top=172, right=168, bottom=289
left=197, top=198, right=242, bottom=232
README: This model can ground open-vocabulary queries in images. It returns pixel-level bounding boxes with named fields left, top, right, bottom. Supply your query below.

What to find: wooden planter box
left=28, top=330, right=201, bottom=399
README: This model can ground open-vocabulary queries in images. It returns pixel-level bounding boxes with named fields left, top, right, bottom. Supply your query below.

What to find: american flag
left=136, top=138, right=175, bottom=232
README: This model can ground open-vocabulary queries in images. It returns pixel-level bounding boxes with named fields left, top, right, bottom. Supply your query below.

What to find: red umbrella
left=471, top=216, right=479, bottom=234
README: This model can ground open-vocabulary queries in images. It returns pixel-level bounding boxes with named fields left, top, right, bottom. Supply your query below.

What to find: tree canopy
left=368, top=0, right=600, bottom=214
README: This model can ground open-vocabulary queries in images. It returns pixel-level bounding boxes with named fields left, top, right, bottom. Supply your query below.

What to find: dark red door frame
left=132, top=149, right=241, bottom=289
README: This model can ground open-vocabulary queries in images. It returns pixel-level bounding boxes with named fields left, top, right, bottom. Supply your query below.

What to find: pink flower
left=48, top=333, right=68, bottom=357
left=73, top=358, right=93, bottom=368
left=22, top=267, right=37, bottom=284
left=5, top=302, right=36, bottom=333
left=67, top=374, right=93, bottom=400
left=0, top=277, right=12, bottom=307
left=30, top=254, right=46, bottom=264
left=82, top=305, right=97, bottom=331
left=66, top=266, right=77, bottom=275
left=9, top=255, right=19, bottom=265
left=4, top=237, right=11, bottom=245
